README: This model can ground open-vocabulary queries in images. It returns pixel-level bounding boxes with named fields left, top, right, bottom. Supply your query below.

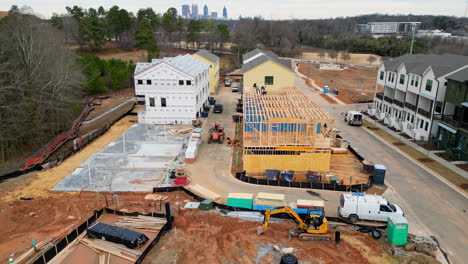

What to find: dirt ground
left=302, top=52, right=382, bottom=66
left=298, top=62, right=379, bottom=104
left=144, top=209, right=394, bottom=264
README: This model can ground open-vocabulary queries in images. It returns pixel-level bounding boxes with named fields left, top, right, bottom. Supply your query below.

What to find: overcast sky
left=1, top=0, right=467, bottom=19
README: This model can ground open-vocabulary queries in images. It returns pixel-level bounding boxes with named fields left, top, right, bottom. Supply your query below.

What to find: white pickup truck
left=338, top=193, right=404, bottom=223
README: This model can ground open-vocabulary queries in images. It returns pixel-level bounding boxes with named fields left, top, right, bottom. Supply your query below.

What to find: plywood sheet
left=297, top=199, right=324, bottom=208
left=185, top=184, right=221, bottom=202
left=228, top=193, right=253, bottom=199
left=256, top=192, right=285, bottom=201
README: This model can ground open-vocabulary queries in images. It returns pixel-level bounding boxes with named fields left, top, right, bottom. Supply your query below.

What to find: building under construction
left=242, top=86, right=334, bottom=174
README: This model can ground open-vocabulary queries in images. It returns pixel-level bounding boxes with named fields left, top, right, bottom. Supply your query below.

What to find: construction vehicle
left=208, top=121, right=224, bottom=144
left=257, top=206, right=331, bottom=242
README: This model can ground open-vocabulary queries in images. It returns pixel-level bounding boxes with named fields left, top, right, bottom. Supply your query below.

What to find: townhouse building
left=369, top=54, right=468, bottom=141
left=134, top=54, right=210, bottom=124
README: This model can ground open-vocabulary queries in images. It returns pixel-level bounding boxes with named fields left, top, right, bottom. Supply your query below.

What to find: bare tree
left=341, top=52, right=351, bottom=64
left=367, top=55, right=377, bottom=65
left=328, top=50, right=338, bottom=63
left=318, top=51, right=325, bottom=61
left=0, top=13, right=84, bottom=162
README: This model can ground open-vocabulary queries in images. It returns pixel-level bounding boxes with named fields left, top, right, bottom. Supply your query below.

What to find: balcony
left=394, top=99, right=404, bottom=108
left=384, top=96, right=394, bottom=104
left=376, top=93, right=383, bottom=100
left=417, top=108, right=431, bottom=118
left=405, top=103, right=417, bottom=112
left=439, top=115, right=458, bottom=127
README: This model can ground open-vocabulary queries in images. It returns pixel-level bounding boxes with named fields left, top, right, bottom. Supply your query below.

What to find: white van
left=344, top=111, right=363, bottom=126
left=338, top=193, right=403, bottom=223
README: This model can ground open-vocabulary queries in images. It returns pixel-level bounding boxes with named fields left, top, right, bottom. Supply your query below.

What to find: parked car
left=224, top=79, right=231, bottom=87
left=344, top=111, right=363, bottom=126
left=338, top=193, right=403, bottom=223
left=234, top=78, right=241, bottom=83
left=213, top=104, right=223, bottom=113
left=232, top=85, right=239, bottom=92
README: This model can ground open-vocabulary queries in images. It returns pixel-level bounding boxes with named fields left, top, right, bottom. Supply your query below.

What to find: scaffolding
left=242, top=86, right=334, bottom=173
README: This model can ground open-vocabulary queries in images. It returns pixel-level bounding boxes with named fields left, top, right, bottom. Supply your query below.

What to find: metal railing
left=405, top=103, right=417, bottom=112
left=417, top=108, right=431, bottom=118
left=394, top=99, right=404, bottom=108
left=376, top=93, right=383, bottom=100
left=384, top=96, right=394, bottom=103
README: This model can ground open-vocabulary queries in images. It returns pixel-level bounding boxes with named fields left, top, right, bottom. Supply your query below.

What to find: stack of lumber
left=80, top=238, right=141, bottom=262
left=297, top=199, right=324, bottom=209
left=114, top=215, right=167, bottom=232
left=14, top=238, right=52, bottom=264
left=186, top=184, right=221, bottom=202
left=227, top=193, right=253, bottom=209
left=169, top=128, right=192, bottom=135
left=331, top=148, right=349, bottom=154
left=144, top=194, right=167, bottom=201
left=255, top=192, right=285, bottom=207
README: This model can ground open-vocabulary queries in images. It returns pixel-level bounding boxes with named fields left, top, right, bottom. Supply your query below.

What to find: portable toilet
left=373, top=164, right=386, bottom=185
left=387, top=214, right=408, bottom=246
left=324, top=85, right=329, bottom=93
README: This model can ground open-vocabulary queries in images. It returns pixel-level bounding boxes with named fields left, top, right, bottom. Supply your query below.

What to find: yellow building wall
left=193, top=54, right=219, bottom=93
left=243, top=151, right=331, bottom=173
left=243, top=60, right=295, bottom=91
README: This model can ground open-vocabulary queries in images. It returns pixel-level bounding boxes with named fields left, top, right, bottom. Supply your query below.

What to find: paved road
left=294, top=75, right=467, bottom=264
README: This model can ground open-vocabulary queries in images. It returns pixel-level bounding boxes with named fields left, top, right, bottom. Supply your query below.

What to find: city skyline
left=0, top=0, right=465, bottom=20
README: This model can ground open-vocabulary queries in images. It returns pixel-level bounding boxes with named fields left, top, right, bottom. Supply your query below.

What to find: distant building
left=181, top=5, right=190, bottom=19
left=223, top=6, right=227, bottom=19
left=203, top=5, right=208, bottom=17
left=417, top=29, right=452, bottom=38
left=358, top=22, right=418, bottom=35
left=134, top=54, right=210, bottom=124
left=191, top=4, right=198, bottom=18
left=211, top=12, right=217, bottom=18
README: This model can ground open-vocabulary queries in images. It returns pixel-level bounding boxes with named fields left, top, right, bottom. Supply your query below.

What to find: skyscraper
left=223, top=6, right=227, bottom=19
left=191, top=4, right=198, bottom=18
left=203, top=5, right=208, bottom=17
left=211, top=12, right=217, bottom=18
left=182, top=5, right=190, bottom=19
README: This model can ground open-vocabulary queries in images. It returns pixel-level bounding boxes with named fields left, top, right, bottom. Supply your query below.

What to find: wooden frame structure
left=242, top=86, right=335, bottom=173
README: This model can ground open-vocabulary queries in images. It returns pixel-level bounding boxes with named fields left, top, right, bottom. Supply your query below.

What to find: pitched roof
left=447, top=67, right=468, bottom=83
left=134, top=54, right=209, bottom=77
left=194, top=49, right=219, bottom=63
left=242, top=49, right=293, bottom=73
left=382, top=54, right=468, bottom=78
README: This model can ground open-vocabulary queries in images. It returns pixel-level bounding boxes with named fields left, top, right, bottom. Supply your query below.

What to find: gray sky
left=1, top=0, right=467, bottom=19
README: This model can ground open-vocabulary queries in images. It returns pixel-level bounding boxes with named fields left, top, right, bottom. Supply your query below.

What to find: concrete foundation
left=53, top=124, right=187, bottom=192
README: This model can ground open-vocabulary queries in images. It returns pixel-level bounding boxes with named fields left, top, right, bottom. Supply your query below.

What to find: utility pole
left=410, top=22, right=416, bottom=54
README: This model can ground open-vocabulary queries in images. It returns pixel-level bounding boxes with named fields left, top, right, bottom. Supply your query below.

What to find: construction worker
left=226, top=137, right=232, bottom=145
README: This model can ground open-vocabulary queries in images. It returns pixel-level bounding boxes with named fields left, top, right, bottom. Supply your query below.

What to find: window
left=179, top=80, right=184, bottom=85
left=161, top=98, right=166, bottom=107
left=147, top=80, right=152, bottom=85
left=425, top=79, right=433, bottom=92
left=380, top=71, right=384, bottom=80
left=435, top=101, right=443, bottom=113
left=265, top=76, right=274, bottom=85
left=137, top=80, right=143, bottom=85
left=415, top=76, right=419, bottom=87
left=411, top=75, right=415, bottom=85
left=425, top=122, right=429, bottom=131
left=411, top=114, right=414, bottom=123
left=380, top=205, right=392, bottom=212
left=149, top=98, right=155, bottom=107
left=391, top=73, right=395, bottom=83
left=407, top=112, right=410, bottom=121
left=420, top=119, right=424, bottom=129
left=388, top=73, right=392, bottom=81
left=399, top=74, right=405, bottom=85
left=186, top=80, right=191, bottom=85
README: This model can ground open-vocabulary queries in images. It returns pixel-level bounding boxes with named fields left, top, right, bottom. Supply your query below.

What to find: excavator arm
left=258, top=206, right=307, bottom=235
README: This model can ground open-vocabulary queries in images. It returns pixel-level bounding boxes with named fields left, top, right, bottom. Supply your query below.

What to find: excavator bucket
left=256, top=226, right=265, bottom=235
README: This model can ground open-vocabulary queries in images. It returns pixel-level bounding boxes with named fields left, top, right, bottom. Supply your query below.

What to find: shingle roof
left=241, top=49, right=293, bottom=73
left=134, top=54, right=209, bottom=77
left=195, top=49, right=219, bottom=63
left=383, top=54, right=468, bottom=78
left=447, top=67, right=468, bottom=83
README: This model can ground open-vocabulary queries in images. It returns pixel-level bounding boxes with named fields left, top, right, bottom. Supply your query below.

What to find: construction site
left=0, top=61, right=447, bottom=264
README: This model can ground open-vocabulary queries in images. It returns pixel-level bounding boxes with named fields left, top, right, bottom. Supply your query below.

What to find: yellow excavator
left=257, top=206, right=331, bottom=242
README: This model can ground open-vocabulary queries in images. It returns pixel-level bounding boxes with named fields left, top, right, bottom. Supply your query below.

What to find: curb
left=362, top=127, right=468, bottom=200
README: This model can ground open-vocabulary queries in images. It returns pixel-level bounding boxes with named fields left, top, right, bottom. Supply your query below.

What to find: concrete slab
left=52, top=124, right=187, bottom=192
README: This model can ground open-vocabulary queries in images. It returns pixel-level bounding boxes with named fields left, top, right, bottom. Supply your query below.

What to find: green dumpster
left=387, top=214, right=408, bottom=246
left=200, top=200, right=214, bottom=211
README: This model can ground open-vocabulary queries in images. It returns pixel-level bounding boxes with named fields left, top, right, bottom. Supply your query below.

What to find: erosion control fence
left=31, top=204, right=172, bottom=264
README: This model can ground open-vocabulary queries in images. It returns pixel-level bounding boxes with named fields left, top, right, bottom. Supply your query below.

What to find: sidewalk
left=363, top=115, right=468, bottom=194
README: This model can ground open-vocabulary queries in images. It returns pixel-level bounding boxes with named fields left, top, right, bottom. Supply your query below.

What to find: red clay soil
left=0, top=191, right=195, bottom=263
left=143, top=209, right=392, bottom=264
left=297, top=63, right=378, bottom=104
